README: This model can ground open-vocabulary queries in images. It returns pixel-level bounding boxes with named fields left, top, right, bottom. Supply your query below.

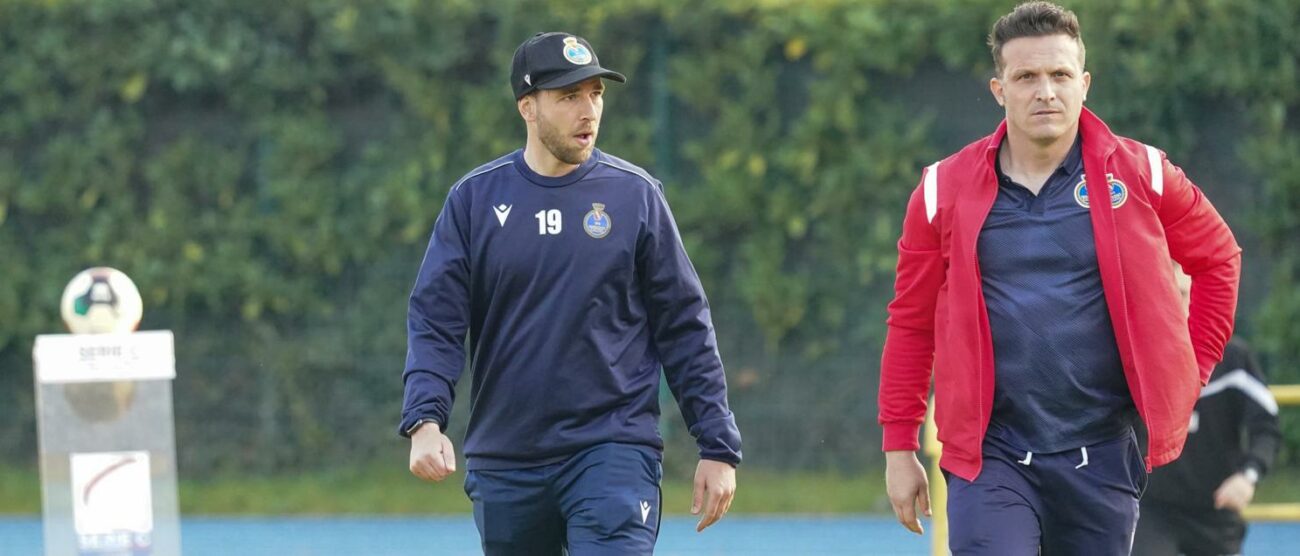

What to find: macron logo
left=493, top=204, right=512, bottom=226
left=640, top=500, right=651, bottom=524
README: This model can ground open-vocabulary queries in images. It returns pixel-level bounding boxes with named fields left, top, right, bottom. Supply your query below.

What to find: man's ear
left=518, top=94, right=536, bottom=122
left=990, top=77, right=1005, bottom=107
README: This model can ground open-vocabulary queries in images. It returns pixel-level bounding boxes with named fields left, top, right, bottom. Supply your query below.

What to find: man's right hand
left=885, top=450, right=930, bottom=535
left=1213, top=471, right=1256, bottom=512
left=409, top=422, right=457, bottom=482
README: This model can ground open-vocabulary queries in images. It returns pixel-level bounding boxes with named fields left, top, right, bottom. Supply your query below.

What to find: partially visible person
left=1133, top=266, right=1281, bottom=556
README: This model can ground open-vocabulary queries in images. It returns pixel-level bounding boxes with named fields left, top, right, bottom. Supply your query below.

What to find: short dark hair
left=988, top=2, right=1085, bottom=76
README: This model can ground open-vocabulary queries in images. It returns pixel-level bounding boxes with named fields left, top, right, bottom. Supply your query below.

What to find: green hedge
left=1, top=0, right=1297, bottom=474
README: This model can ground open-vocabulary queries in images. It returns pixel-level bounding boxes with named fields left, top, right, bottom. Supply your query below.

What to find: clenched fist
left=409, top=422, right=457, bottom=482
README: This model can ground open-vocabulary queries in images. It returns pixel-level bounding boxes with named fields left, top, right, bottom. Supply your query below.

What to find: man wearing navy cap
left=400, top=32, right=741, bottom=555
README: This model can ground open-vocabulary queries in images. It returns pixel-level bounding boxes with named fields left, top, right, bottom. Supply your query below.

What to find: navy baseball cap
left=511, top=32, right=626, bottom=99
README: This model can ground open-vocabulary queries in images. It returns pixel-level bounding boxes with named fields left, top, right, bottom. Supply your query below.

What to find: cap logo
left=524, top=74, right=531, bottom=85
left=562, top=36, right=592, bottom=65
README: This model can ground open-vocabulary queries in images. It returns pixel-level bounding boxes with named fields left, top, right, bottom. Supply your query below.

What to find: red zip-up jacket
left=879, top=108, right=1241, bottom=481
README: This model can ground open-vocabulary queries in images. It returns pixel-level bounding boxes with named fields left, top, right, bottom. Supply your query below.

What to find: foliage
left=0, top=0, right=1297, bottom=474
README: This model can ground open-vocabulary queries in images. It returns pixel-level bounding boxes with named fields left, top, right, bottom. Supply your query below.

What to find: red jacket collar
left=981, top=107, right=1119, bottom=166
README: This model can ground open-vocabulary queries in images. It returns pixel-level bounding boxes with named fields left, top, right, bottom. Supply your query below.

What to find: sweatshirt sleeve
left=879, top=170, right=945, bottom=452
left=1152, top=150, right=1242, bottom=384
left=638, top=182, right=742, bottom=466
left=398, top=186, right=472, bottom=437
left=1233, top=343, right=1281, bottom=477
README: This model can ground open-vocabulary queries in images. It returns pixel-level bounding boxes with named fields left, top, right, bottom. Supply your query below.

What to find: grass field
left=5, top=463, right=1300, bottom=515
left=0, top=464, right=888, bottom=515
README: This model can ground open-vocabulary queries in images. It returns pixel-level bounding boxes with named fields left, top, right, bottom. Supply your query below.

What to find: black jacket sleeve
left=1230, top=341, right=1281, bottom=477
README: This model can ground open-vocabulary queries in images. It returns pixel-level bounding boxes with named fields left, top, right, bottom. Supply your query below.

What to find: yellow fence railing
left=923, top=384, right=1300, bottom=555
left=922, top=403, right=947, bottom=555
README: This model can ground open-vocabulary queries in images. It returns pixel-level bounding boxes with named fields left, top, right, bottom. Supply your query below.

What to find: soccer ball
left=60, top=267, right=143, bottom=334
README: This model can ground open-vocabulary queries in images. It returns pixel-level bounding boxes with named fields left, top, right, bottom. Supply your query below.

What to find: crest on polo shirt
left=1074, top=173, right=1128, bottom=209
left=562, top=37, right=592, bottom=65
left=583, top=203, right=611, bottom=238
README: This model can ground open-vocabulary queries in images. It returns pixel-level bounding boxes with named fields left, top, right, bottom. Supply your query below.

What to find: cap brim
left=536, top=65, right=627, bottom=92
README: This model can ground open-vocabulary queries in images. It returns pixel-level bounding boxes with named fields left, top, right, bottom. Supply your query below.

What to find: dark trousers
left=464, top=442, right=662, bottom=556
left=1133, top=499, right=1245, bottom=556
left=946, top=431, right=1148, bottom=555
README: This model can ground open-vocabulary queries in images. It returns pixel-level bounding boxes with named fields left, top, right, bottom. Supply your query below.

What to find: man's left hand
left=1213, top=472, right=1256, bottom=512
left=692, top=459, right=736, bottom=532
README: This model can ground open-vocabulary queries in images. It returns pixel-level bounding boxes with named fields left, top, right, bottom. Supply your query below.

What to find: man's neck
left=523, top=139, right=579, bottom=177
left=999, top=128, right=1078, bottom=195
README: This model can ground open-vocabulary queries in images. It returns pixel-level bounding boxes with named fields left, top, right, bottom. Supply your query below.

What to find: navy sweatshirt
left=399, top=148, right=742, bottom=470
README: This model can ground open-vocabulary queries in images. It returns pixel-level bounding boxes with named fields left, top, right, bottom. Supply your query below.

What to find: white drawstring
left=1012, top=447, right=1090, bottom=468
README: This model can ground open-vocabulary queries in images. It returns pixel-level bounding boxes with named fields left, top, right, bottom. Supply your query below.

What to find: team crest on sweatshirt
left=1074, top=173, right=1128, bottom=209
left=584, top=203, right=611, bottom=238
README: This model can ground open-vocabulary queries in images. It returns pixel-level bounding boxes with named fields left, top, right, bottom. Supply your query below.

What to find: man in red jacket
left=878, top=2, right=1241, bottom=554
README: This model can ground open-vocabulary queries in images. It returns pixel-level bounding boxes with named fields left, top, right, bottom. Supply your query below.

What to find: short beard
left=537, top=111, right=594, bottom=165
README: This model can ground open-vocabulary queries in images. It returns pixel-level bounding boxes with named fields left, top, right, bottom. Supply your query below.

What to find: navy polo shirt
left=978, top=136, right=1135, bottom=453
